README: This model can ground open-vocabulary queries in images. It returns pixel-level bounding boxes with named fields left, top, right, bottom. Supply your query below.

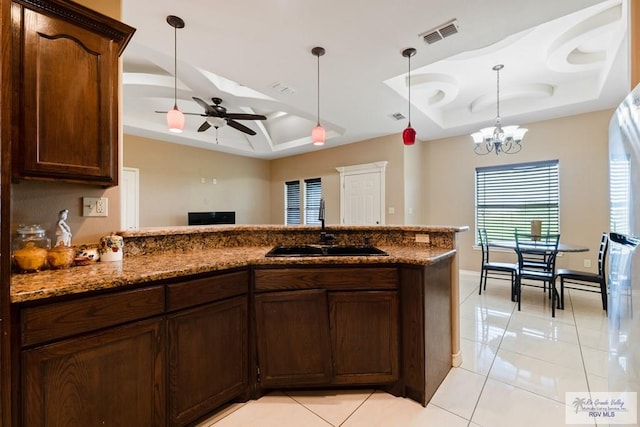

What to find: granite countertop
left=11, top=245, right=455, bottom=303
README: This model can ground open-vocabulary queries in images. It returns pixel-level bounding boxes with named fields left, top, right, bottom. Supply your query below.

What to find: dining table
left=489, top=240, right=590, bottom=253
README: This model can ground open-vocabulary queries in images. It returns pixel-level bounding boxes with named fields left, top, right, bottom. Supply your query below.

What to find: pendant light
left=166, top=15, right=185, bottom=133
left=471, top=64, right=527, bottom=155
left=311, top=46, right=326, bottom=146
left=402, top=48, right=417, bottom=145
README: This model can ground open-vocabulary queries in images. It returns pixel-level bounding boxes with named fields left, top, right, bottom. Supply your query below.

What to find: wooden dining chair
left=478, top=229, right=518, bottom=300
left=555, top=232, right=609, bottom=311
left=514, top=232, right=561, bottom=317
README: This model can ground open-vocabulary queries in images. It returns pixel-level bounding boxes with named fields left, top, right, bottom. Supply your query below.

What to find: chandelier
left=471, top=64, right=527, bottom=155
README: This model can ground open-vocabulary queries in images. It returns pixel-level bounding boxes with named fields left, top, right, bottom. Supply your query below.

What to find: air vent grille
left=392, top=113, right=406, bottom=121
left=420, top=19, right=460, bottom=45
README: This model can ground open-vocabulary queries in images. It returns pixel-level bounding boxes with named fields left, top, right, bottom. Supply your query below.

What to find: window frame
left=475, top=160, right=560, bottom=243
left=284, top=178, right=322, bottom=225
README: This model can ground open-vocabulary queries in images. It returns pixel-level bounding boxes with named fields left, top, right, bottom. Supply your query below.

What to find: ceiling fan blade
left=192, top=97, right=218, bottom=116
left=197, top=121, right=211, bottom=132
left=225, top=113, right=267, bottom=121
left=156, top=110, right=203, bottom=116
left=227, top=119, right=256, bottom=136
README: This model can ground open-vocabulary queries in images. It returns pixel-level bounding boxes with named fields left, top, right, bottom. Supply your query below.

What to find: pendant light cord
left=316, top=53, right=320, bottom=126
left=407, top=53, right=411, bottom=126
left=173, top=25, right=178, bottom=110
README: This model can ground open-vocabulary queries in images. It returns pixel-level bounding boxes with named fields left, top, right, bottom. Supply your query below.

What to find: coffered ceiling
left=122, top=0, right=629, bottom=159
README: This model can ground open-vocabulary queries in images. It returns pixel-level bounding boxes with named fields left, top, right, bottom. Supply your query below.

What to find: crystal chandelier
left=471, top=64, right=527, bottom=155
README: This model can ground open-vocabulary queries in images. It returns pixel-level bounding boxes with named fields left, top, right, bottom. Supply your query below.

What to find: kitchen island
left=11, top=224, right=467, bottom=426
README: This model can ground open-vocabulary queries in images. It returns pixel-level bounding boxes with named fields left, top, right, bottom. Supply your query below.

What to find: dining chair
left=514, top=231, right=561, bottom=317
left=478, top=229, right=518, bottom=300
left=555, top=232, right=609, bottom=311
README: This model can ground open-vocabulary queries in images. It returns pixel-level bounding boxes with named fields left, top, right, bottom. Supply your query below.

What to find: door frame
left=121, top=167, right=140, bottom=230
left=336, top=161, right=387, bottom=225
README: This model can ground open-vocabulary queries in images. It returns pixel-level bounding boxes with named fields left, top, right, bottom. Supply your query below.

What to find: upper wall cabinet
left=11, top=0, right=135, bottom=186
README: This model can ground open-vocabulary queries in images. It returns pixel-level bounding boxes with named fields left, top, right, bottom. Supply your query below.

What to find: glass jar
left=13, top=225, right=51, bottom=272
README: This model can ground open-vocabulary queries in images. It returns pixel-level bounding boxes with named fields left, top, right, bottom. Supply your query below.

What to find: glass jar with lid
left=13, top=225, right=51, bottom=272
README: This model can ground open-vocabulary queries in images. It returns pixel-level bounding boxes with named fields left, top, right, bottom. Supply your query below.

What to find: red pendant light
left=166, top=15, right=185, bottom=133
left=311, top=47, right=326, bottom=146
left=402, top=48, right=417, bottom=145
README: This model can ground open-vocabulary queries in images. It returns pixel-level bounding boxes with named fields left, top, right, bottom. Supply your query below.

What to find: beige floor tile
left=500, top=328, right=584, bottom=370
left=286, top=389, right=374, bottom=426
left=459, top=337, right=498, bottom=375
left=342, top=391, right=469, bottom=427
left=507, top=311, right=580, bottom=345
left=472, top=378, right=576, bottom=427
left=430, top=367, right=486, bottom=420
left=210, top=392, right=332, bottom=427
left=489, top=348, right=589, bottom=403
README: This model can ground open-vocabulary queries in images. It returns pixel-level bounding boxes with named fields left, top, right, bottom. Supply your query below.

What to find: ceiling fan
left=192, top=97, right=268, bottom=135
left=156, top=97, right=266, bottom=138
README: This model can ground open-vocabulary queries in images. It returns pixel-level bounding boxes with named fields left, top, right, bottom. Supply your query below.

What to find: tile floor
left=198, top=271, right=616, bottom=427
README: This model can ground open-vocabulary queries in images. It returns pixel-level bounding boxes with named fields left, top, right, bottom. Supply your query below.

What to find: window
left=285, top=180, right=300, bottom=225
left=609, top=155, right=630, bottom=235
left=304, top=178, right=322, bottom=225
left=476, top=160, right=559, bottom=242
left=284, top=178, right=322, bottom=225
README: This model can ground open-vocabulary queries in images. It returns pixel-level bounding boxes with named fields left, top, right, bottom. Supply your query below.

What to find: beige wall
left=422, top=109, right=613, bottom=272
left=10, top=0, right=123, bottom=245
left=268, top=134, right=408, bottom=225
left=124, top=135, right=271, bottom=226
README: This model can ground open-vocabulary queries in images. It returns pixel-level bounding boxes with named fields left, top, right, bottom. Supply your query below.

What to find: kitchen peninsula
left=11, top=224, right=466, bottom=426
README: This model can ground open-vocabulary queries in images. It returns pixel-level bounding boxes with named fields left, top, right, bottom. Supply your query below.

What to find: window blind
left=476, top=160, right=560, bottom=242
left=609, top=156, right=630, bottom=235
left=285, top=180, right=300, bottom=225
left=304, top=178, right=322, bottom=225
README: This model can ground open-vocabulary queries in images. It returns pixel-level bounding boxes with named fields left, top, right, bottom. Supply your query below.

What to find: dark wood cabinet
left=166, top=270, right=249, bottom=427
left=330, top=291, right=399, bottom=384
left=22, top=317, right=165, bottom=426
left=11, top=0, right=134, bottom=185
left=254, top=289, right=332, bottom=387
left=253, top=267, right=399, bottom=389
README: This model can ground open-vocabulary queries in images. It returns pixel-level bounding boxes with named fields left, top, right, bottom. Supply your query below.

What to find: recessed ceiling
left=122, top=0, right=628, bottom=160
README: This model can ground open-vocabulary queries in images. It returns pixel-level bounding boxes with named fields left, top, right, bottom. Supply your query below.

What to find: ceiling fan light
left=167, top=107, right=185, bottom=133
left=402, top=126, right=416, bottom=145
left=312, top=125, right=325, bottom=145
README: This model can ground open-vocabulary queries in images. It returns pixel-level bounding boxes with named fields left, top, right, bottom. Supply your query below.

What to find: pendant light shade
left=166, top=15, right=185, bottom=133
left=402, top=48, right=417, bottom=146
left=311, top=46, right=326, bottom=146
left=167, top=107, right=184, bottom=133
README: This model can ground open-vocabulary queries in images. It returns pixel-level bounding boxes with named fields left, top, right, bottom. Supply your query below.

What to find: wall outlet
left=583, top=259, right=592, bottom=268
left=83, top=197, right=108, bottom=217
left=415, top=234, right=430, bottom=244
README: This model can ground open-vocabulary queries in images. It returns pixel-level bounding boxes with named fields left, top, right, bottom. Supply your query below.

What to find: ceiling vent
left=419, top=19, right=460, bottom=45
left=391, top=112, right=406, bottom=121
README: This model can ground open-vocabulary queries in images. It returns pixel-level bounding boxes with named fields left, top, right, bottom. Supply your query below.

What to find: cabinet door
left=330, top=291, right=399, bottom=384
left=13, top=5, right=128, bottom=185
left=22, top=318, right=165, bottom=427
left=254, top=289, right=332, bottom=387
left=167, top=296, right=248, bottom=427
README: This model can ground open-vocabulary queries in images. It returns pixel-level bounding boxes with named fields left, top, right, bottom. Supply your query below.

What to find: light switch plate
left=83, top=197, right=108, bottom=217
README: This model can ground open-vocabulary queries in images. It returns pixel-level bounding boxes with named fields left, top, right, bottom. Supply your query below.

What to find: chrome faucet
left=318, top=198, right=336, bottom=245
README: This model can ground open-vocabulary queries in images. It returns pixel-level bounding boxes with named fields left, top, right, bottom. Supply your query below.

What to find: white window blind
left=476, top=160, right=560, bottom=242
left=304, top=178, right=322, bottom=225
left=285, top=180, right=300, bottom=225
left=609, top=156, right=630, bottom=235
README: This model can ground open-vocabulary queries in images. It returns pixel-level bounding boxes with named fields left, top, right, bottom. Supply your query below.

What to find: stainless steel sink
left=265, top=245, right=388, bottom=257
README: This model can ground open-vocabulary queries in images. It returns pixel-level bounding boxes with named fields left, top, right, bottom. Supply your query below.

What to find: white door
left=337, top=161, right=387, bottom=225
left=121, top=167, right=139, bottom=230
left=344, top=173, right=381, bottom=224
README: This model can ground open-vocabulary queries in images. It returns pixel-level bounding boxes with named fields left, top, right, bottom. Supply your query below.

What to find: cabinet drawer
left=167, top=270, right=248, bottom=311
left=254, top=267, right=398, bottom=292
left=21, top=286, right=164, bottom=347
